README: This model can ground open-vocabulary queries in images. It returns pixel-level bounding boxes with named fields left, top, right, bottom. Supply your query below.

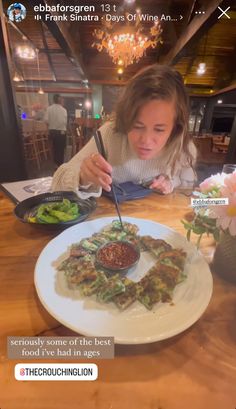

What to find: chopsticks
left=94, top=130, right=124, bottom=230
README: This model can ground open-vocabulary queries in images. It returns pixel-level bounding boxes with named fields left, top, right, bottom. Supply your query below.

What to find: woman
left=52, top=65, right=197, bottom=198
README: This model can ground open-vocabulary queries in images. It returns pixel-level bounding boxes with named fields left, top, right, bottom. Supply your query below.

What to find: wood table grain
left=0, top=190, right=235, bottom=409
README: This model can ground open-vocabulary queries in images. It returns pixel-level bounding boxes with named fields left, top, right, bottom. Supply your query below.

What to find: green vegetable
left=181, top=214, right=219, bottom=248
left=80, top=272, right=108, bottom=296
left=28, top=216, right=37, bottom=223
left=159, top=258, right=181, bottom=271
left=97, top=275, right=126, bottom=303
left=29, top=199, right=80, bottom=224
left=80, top=239, right=98, bottom=252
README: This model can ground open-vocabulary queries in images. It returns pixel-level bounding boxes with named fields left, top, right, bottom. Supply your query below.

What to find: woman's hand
left=80, top=153, right=113, bottom=192
left=149, top=175, right=173, bottom=194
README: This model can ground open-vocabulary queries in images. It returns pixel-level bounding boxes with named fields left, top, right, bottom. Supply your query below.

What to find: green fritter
left=80, top=271, right=108, bottom=296
left=66, top=257, right=97, bottom=288
left=113, top=278, right=139, bottom=310
left=97, top=274, right=126, bottom=303
left=141, top=236, right=172, bottom=257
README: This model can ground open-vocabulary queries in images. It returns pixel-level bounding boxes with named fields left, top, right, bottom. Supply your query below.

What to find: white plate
left=34, top=217, right=213, bottom=344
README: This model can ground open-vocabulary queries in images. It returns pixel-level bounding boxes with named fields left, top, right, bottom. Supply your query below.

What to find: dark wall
left=102, top=85, right=124, bottom=114
left=199, top=89, right=236, bottom=133
left=214, top=89, right=236, bottom=104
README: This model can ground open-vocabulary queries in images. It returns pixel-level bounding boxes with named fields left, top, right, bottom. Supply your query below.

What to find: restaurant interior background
left=0, top=0, right=235, bottom=183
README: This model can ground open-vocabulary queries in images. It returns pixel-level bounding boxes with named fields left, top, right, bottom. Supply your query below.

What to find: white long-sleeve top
left=51, top=121, right=197, bottom=199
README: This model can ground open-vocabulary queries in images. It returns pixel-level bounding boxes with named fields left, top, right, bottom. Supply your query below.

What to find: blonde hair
left=114, top=64, right=195, bottom=176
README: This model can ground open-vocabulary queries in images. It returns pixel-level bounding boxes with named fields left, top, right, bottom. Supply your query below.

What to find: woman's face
left=128, top=99, right=176, bottom=160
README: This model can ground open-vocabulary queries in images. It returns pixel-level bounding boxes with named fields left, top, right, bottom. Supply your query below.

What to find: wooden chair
left=34, top=121, right=51, bottom=161
left=193, top=136, right=213, bottom=162
left=21, top=119, right=41, bottom=170
left=72, top=118, right=102, bottom=153
left=212, top=135, right=229, bottom=154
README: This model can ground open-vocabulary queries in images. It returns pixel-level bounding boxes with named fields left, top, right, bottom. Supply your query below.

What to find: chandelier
left=92, top=14, right=162, bottom=68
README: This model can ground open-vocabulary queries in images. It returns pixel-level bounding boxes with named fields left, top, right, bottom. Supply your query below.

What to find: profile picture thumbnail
left=7, top=3, right=26, bottom=23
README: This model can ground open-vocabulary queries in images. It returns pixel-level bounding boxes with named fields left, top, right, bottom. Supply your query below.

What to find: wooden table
left=0, top=191, right=236, bottom=409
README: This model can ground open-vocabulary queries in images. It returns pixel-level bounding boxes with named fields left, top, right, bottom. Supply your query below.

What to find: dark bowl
left=14, top=191, right=96, bottom=228
left=96, top=240, right=140, bottom=274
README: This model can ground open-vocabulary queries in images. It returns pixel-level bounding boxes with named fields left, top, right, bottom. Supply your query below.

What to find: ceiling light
left=117, top=67, right=124, bottom=75
left=84, top=100, right=92, bottom=109
left=13, top=71, right=22, bottom=82
left=16, top=45, right=36, bottom=59
left=217, top=99, right=223, bottom=104
left=36, top=50, right=44, bottom=95
left=82, top=79, right=89, bottom=88
left=13, top=74, right=21, bottom=82
left=197, top=34, right=208, bottom=75
left=197, top=62, right=206, bottom=75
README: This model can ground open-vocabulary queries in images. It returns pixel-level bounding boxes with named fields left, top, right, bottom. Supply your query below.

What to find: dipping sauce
left=96, top=241, right=139, bottom=270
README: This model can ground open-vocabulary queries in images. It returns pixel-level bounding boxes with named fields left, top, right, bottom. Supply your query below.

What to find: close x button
left=217, top=6, right=231, bottom=19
